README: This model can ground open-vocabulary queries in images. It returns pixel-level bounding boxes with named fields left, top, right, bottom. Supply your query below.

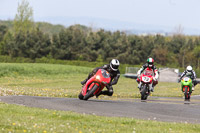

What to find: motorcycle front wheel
left=184, top=87, right=190, bottom=101
left=83, top=84, right=99, bottom=100
left=78, top=92, right=84, bottom=100
left=141, top=85, right=148, bottom=100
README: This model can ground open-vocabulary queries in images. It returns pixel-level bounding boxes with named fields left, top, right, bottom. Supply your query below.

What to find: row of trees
left=0, top=0, right=200, bottom=68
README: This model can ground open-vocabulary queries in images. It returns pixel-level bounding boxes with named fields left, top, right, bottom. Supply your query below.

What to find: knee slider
left=108, top=89, right=113, bottom=96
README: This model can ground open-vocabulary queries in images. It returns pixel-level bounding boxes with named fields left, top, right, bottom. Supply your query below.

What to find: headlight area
left=96, top=75, right=100, bottom=80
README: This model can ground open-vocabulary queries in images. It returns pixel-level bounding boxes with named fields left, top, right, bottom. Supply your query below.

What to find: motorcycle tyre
left=78, top=92, right=84, bottom=100
left=83, top=84, right=99, bottom=100
left=184, top=86, right=190, bottom=101
left=141, top=85, right=148, bottom=100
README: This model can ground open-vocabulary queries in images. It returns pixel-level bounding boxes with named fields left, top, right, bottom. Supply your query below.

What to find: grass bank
left=0, top=103, right=200, bottom=133
left=0, top=56, right=133, bottom=74
left=0, top=63, right=199, bottom=98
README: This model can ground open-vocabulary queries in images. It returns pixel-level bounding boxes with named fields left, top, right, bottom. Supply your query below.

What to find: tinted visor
left=148, top=63, right=153, bottom=68
left=112, top=64, right=119, bottom=70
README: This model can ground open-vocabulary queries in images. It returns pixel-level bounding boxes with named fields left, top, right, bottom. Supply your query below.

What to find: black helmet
left=147, top=57, right=154, bottom=67
left=110, top=59, right=120, bottom=71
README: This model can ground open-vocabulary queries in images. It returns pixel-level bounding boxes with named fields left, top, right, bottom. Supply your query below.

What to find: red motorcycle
left=139, top=70, right=154, bottom=100
left=79, top=69, right=111, bottom=100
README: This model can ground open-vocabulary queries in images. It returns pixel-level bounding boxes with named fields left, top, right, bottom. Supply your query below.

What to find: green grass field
left=0, top=63, right=200, bottom=132
left=1, top=102, right=200, bottom=133
left=0, top=63, right=199, bottom=98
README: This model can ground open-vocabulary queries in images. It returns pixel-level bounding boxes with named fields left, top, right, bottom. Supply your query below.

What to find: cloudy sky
left=1, top=0, right=200, bottom=34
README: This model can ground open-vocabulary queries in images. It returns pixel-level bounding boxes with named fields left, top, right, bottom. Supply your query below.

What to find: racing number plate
left=142, top=76, right=150, bottom=82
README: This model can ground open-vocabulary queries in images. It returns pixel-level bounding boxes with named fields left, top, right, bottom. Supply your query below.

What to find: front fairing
left=81, top=76, right=96, bottom=95
left=181, top=77, right=193, bottom=89
left=95, top=69, right=111, bottom=85
left=81, top=69, right=111, bottom=96
left=140, top=71, right=153, bottom=84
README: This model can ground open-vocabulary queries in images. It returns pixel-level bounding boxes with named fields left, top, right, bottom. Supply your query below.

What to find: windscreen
left=143, top=70, right=153, bottom=76
left=101, top=69, right=110, bottom=78
left=183, top=77, right=190, bottom=81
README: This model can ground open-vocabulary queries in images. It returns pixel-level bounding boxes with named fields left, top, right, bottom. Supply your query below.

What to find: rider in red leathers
left=136, top=57, right=159, bottom=92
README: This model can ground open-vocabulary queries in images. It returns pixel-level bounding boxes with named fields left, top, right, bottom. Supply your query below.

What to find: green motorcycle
left=181, top=77, right=193, bottom=101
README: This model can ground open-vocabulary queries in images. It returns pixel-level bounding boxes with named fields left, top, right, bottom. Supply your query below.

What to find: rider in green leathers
left=178, top=65, right=197, bottom=91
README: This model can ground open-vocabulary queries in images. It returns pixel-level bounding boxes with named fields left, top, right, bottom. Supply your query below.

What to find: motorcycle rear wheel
left=83, top=84, right=99, bottom=100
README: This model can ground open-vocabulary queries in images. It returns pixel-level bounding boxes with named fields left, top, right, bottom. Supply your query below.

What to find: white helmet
left=110, top=59, right=120, bottom=71
left=186, top=65, right=192, bottom=72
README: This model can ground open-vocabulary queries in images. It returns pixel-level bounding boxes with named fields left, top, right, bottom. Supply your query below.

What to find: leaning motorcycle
left=180, top=77, right=193, bottom=101
left=79, top=69, right=111, bottom=100
left=139, top=70, right=154, bottom=100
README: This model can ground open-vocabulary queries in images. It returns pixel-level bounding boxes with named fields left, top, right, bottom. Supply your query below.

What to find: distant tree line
left=1, top=22, right=200, bottom=68
left=0, top=0, right=200, bottom=69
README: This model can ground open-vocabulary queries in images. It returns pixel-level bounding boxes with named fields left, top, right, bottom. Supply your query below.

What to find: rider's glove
left=178, top=79, right=181, bottom=83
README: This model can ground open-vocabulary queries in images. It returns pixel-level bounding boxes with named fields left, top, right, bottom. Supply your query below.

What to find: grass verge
left=0, top=103, right=200, bottom=133
left=0, top=63, right=199, bottom=99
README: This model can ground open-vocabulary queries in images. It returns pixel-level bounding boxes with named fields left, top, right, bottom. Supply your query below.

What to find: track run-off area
left=1, top=95, right=200, bottom=124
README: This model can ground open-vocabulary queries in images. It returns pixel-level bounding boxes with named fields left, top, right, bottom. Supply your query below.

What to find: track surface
left=1, top=95, right=200, bottom=124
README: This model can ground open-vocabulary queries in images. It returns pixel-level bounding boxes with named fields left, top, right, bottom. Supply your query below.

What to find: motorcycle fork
left=143, top=84, right=150, bottom=94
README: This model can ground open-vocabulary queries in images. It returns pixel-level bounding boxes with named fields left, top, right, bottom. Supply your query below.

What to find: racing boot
left=150, top=84, right=154, bottom=92
left=81, top=78, right=88, bottom=85
left=151, top=87, right=154, bottom=92
left=192, top=87, right=195, bottom=91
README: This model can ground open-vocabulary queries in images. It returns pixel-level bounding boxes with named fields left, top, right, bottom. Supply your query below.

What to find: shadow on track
left=81, top=99, right=117, bottom=103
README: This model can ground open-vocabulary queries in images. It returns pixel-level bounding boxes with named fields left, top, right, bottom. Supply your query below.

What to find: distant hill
left=34, top=16, right=200, bottom=35
left=0, top=20, right=66, bottom=36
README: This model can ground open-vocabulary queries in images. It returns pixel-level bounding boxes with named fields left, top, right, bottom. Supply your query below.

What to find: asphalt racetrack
left=1, top=95, right=200, bottom=124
